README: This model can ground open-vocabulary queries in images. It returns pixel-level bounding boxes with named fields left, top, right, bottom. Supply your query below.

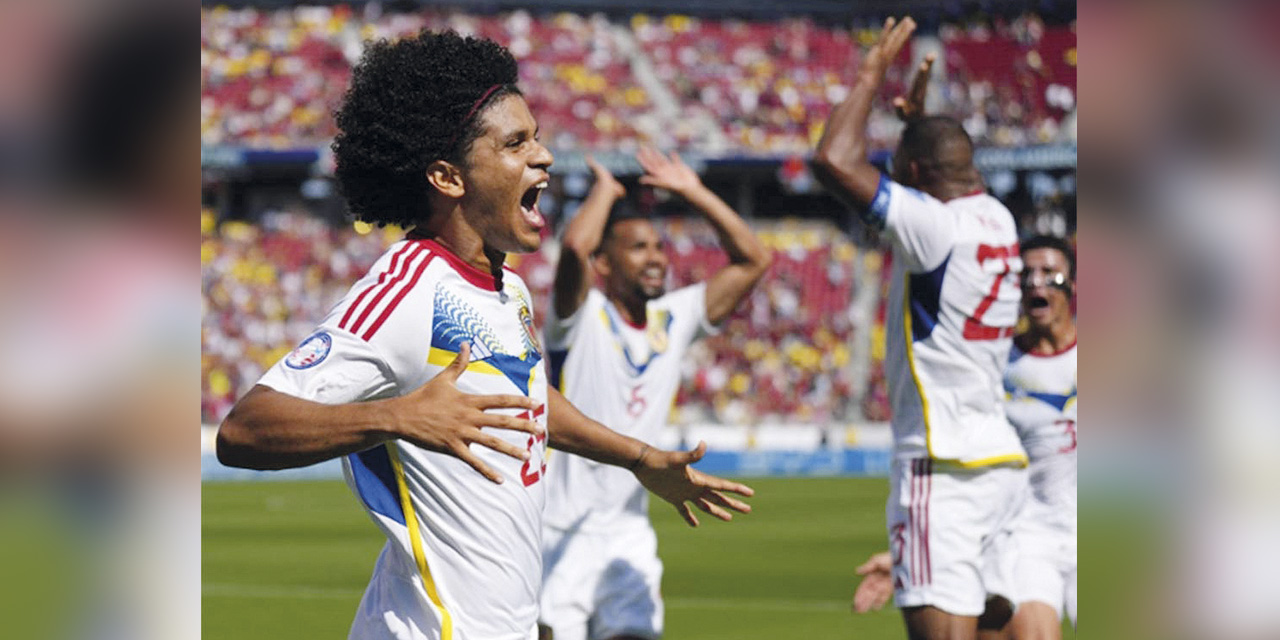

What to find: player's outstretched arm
left=545, top=386, right=754, bottom=527
left=552, top=156, right=625, bottom=320
left=217, top=343, right=543, bottom=483
left=812, top=16, right=917, bottom=211
left=851, top=550, right=894, bottom=613
left=636, top=146, right=771, bottom=324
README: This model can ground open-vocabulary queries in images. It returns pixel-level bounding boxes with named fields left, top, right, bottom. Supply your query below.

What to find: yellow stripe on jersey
left=904, top=276, right=1029, bottom=470
left=942, top=453, right=1029, bottom=469
left=902, top=276, right=935, bottom=459
left=426, top=347, right=506, bottom=377
left=388, top=446, right=454, bottom=640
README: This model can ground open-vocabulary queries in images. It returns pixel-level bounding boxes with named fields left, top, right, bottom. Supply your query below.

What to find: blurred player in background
left=990, top=235, right=1077, bottom=638
left=538, top=150, right=770, bottom=640
left=853, top=236, right=1077, bottom=639
left=215, top=31, right=753, bottom=640
left=813, top=17, right=1026, bottom=640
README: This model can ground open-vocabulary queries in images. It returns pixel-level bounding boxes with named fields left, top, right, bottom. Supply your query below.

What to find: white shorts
left=887, top=458, right=1027, bottom=616
left=539, top=524, right=663, bottom=640
left=988, top=517, right=1077, bottom=626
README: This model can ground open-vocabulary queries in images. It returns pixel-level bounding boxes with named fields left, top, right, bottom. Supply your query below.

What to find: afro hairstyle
left=332, top=30, right=521, bottom=228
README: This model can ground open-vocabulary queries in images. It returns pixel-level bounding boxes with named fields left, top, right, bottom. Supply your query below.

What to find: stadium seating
left=201, top=7, right=1076, bottom=153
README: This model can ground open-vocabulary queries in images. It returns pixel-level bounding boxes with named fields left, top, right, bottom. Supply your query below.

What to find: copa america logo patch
left=285, top=332, right=332, bottom=369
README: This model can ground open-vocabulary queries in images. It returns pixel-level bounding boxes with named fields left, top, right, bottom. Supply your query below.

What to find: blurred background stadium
left=201, top=0, right=1075, bottom=637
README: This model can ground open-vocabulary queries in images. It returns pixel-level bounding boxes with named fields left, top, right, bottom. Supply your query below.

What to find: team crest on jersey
left=519, top=303, right=541, bottom=354
left=646, top=309, right=670, bottom=353
left=285, top=332, right=331, bottom=369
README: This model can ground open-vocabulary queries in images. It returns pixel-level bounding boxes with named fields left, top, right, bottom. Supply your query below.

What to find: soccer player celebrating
left=215, top=31, right=754, bottom=640
left=851, top=237, right=1077, bottom=639
left=813, top=18, right=1027, bottom=640
left=994, top=235, right=1077, bottom=637
left=537, top=151, right=770, bottom=640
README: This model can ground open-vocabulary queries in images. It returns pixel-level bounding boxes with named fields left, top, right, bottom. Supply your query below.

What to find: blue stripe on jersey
left=908, top=253, right=951, bottom=342
left=547, top=349, right=568, bottom=391
left=484, top=352, right=542, bottom=395
left=348, top=445, right=405, bottom=526
left=431, top=287, right=542, bottom=395
left=1026, top=389, right=1076, bottom=412
left=861, top=174, right=892, bottom=229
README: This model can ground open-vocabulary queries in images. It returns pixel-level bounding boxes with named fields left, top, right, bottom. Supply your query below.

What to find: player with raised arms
left=813, top=17, right=1027, bottom=640
left=853, top=237, right=1077, bottom=639
left=537, top=149, right=770, bottom=640
left=215, top=31, right=754, bottom=640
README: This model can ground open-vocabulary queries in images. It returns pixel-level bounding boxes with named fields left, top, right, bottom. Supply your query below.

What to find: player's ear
left=426, top=160, right=466, bottom=198
left=591, top=251, right=611, bottom=278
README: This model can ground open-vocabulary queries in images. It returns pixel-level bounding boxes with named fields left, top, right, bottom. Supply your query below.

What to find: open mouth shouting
left=520, top=179, right=548, bottom=231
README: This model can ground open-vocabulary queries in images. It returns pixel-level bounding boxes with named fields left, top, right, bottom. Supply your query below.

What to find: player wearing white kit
left=994, top=236, right=1078, bottom=638
left=814, top=18, right=1027, bottom=640
left=216, top=32, right=754, bottom=640
left=852, top=237, right=1078, bottom=640
left=538, top=149, right=771, bottom=640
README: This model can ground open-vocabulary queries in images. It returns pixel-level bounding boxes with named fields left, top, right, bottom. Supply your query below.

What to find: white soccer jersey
left=870, top=176, right=1027, bottom=467
left=541, top=284, right=713, bottom=533
left=258, top=237, right=550, bottom=640
left=1004, top=341, right=1077, bottom=534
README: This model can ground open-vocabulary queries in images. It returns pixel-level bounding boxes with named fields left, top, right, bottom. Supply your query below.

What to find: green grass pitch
left=202, top=476, right=904, bottom=639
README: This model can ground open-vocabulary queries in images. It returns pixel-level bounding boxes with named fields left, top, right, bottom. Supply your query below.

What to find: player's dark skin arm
left=552, top=156, right=624, bottom=320
left=216, top=343, right=543, bottom=483
left=545, top=386, right=754, bottom=527
left=812, top=17, right=917, bottom=211
left=634, top=146, right=772, bottom=325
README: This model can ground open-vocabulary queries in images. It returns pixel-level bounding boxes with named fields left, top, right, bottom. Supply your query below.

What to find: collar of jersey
left=409, top=236, right=500, bottom=291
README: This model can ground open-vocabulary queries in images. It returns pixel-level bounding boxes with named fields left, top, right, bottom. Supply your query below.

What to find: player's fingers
left=878, top=17, right=895, bottom=41
left=691, top=470, right=754, bottom=497
left=444, top=342, right=471, bottom=380
left=893, top=96, right=909, bottom=116
left=909, top=55, right=934, bottom=100
left=704, top=490, right=751, bottom=514
left=472, top=393, right=539, bottom=412
left=674, top=501, right=699, bottom=527
left=636, top=145, right=661, bottom=170
left=478, top=412, right=543, bottom=436
left=638, top=175, right=662, bottom=187
left=684, top=440, right=708, bottom=463
left=452, top=443, right=504, bottom=484
left=694, top=496, right=734, bottom=522
left=468, top=431, right=530, bottom=462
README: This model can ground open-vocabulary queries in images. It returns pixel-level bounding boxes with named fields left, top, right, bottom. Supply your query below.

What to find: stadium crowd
left=201, top=6, right=1075, bottom=154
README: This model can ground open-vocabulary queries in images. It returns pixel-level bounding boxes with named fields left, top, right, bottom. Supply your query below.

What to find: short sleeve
left=863, top=175, right=957, bottom=273
left=258, top=327, right=397, bottom=404
left=544, top=288, right=600, bottom=351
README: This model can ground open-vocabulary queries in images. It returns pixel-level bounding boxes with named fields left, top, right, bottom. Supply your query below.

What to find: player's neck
left=932, top=178, right=986, bottom=202
left=415, top=221, right=506, bottom=281
left=608, top=293, right=648, bottom=328
left=1020, top=322, right=1076, bottom=356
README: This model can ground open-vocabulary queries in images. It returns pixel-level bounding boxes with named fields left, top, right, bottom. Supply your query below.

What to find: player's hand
left=851, top=551, right=894, bottom=613
left=586, top=155, right=626, bottom=200
left=633, top=441, right=754, bottom=527
left=385, top=342, right=543, bottom=484
left=892, top=53, right=935, bottom=122
left=857, top=16, right=917, bottom=84
left=636, top=146, right=702, bottom=197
